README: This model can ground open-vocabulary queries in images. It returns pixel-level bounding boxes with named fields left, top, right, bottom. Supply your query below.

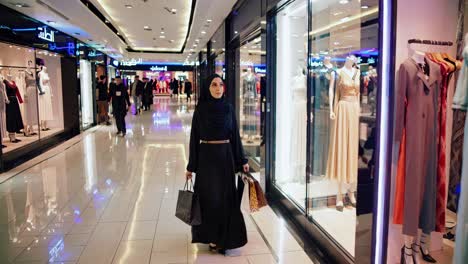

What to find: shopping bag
left=175, top=179, right=201, bottom=226
left=241, top=173, right=268, bottom=212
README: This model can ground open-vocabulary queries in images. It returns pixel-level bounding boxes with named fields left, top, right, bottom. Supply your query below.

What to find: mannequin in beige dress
left=326, top=56, right=360, bottom=211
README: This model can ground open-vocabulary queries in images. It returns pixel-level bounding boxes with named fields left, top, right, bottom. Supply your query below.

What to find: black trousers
left=115, top=113, right=126, bottom=134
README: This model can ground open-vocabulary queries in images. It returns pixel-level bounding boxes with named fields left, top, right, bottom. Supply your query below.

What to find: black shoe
left=1, top=145, right=6, bottom=148
left=419, top=245, right=437, bottom=263
left=115, top=131, right=121, bottom=136
left=11, top=139, right=21, bottom=143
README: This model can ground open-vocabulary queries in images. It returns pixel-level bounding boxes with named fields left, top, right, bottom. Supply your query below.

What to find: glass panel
left=308, top=0, right=379, bottom=257
left=239, top=35, right=264, bottom=165
left=79, top=59, right=94, bottom=128
left=273, top=0, right=308, bottom=209
left=0, top=42, right=39, bottom=153
left=36, top=50, right=65, bottom=137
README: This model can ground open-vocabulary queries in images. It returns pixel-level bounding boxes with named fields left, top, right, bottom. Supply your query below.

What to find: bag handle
left=184, top=179, right=194, bottom=191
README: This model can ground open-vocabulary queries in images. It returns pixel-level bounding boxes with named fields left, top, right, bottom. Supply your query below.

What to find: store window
left=0, top=42, right=65, bottom=154
left=79, top=59, right=94, bottom=128
left=273, top=0, right=308, bottom=209
left=304, top=0, right=379, bottom=258
left=239, top=35, right=265, bottom=164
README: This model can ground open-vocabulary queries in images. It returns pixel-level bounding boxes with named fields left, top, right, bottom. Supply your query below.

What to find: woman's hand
left=330, top=112, right=336, bottom=120
left=185, top=171, right=193, bottom=180
left=243, top=163, right=249, bottom=173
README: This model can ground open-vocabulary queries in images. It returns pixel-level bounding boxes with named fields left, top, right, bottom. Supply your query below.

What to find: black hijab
left=197, top=74, right=230, bottom=131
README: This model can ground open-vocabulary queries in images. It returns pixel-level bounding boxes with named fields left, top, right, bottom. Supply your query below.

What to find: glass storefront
left=211, top=22, right=226, bottom=78
left=238, top=34, right=265, bottom=164
left=0, top=42, right=65, bottom=154
left=270, top=0, right=380, bottom=261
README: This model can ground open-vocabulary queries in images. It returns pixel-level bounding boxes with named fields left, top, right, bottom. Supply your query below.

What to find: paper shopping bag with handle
left=175, top=179, right=201, bottom=226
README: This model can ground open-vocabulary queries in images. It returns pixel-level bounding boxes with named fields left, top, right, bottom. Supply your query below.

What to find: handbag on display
left=175, top=179, right=201, bottom=226
left=242, top=173, right=268, bottom=212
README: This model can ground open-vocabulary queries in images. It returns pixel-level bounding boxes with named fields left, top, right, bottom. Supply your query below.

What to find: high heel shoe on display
left=419, top=244, right=437, bottom=263
left=400, top=246, right=414, bottom=264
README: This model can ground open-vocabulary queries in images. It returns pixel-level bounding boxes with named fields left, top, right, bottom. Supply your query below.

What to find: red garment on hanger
left=393, top=129, right=406, bottom=225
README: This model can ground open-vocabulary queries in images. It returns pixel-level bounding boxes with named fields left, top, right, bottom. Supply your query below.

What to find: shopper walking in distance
left=185, top=79, right=193, bottom=102
left=130, top=75, right=144, bottom=114
left=109, top=76, right=130, bottom=137
left=96, top=75, right=111, bottom=125
left=186, top=74, right=250, bottom=255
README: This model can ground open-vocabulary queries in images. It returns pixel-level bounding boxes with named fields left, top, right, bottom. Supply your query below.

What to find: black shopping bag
left=175, top=179, right=201, bottom=226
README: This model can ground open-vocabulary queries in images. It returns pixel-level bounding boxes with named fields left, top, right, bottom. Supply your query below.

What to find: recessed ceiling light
left=193, top=44, right=197, bottom=47
left=195, top=39, right=200, bottom=43
left=339, top=0, right=349, bottom=4
left=144, top=26, right=150, bottom=29
left=212, top=40, right=216, bottom=43
left=159, top=35, right=165, bottom=39
left=169, top=40, right=174, bottom=43
left=171, top=8, right=177, bottom=12
left=201, top=31, right=206, bottom=34
left=105, top=20, right=110, bottom=23
left=125, top=4, right=133, bottom=8
left=361, top=5, right=369, bottom=9
left=207, top=19, right=212, bottom=23
left=160, top=31, right=165, bottom=34
left=234, top=31, right=238, bottom=34
left=261, top=21, right=266, bottom=25
left=14, top=3, right=29, bottom=8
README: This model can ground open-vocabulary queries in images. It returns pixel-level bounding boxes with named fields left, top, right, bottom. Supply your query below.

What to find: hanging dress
left=326, top=68, right=360, bottom=184
left=290, top=74, right=307, bottom=182
left=0, top=80, right=8, bottom=138
left=4, top=80, right=24, bottom=133
left=187, top=99, right=248, bottom=250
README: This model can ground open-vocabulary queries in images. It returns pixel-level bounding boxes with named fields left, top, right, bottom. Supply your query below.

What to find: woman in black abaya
left=186, top=74, right=249, bottom=254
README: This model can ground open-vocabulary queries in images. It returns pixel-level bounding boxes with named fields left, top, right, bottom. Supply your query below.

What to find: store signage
left=120, top=58, right=142, bottom=66
left=112, top=60, right=119, bottom=67
left=37, top=27, right=55, bottom=42
left=150, top=66, right=168, bottom=71
left=88, top=51, right=101, bottom=57
left=254, top=67, right=266, bottom=74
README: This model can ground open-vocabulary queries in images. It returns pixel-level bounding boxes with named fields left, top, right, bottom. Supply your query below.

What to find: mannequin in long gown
left=290, top=67, right=307, bottom=183
left=326, top=56, right=360, bottom=211
left=38, top=66, right=53, bottom=130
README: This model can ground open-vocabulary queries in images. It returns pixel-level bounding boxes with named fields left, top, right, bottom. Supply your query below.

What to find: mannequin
left=242, top=68, right=257, bottom=141
left=24, top=60, right=38, bottom=136
left=0, top=73, right=8, bottom=147
left=37, top=66, right=53, bottom=131
left=291, top=66, right=307, bottom=183
left=326, top=55, right=360, bottom=211
left=3, top=71, right=24, bottom=143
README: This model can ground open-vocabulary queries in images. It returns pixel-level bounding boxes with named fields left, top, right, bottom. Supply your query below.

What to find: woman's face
left=209, top=77, right=224, bottom=99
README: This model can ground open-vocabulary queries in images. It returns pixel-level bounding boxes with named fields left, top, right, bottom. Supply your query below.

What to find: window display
left=239, top=36, right=264, bottom=163
left=0, top=42, right=65, bottom=154
left=273, top=0, right=308, bottom=209
left=387, top=0, right=464, bottom=263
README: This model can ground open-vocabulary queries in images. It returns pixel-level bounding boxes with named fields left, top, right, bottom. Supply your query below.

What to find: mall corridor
left=0, top=98, right=313, bottom=264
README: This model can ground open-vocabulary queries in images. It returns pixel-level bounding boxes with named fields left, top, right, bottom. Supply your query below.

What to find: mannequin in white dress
left=38, top=66, right=53, bottom=130
left=290, top=66, right=307, bottom=183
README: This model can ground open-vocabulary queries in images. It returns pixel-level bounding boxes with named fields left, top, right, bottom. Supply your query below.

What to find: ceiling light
left=171, top=8, right=177, bottom=12
left=361, top=5, right=369, bottom=9
left=144, top=26, right=150, bottom=29
left=261, top=21, right=266, bottom=25
left=339, top=0, right=349, bottom=4
left=334, top=42, right=340, bottom=45
left=169, top=40, right=174, bottom=43
left=201, top=31, right=206, bottom=34
left=207, top=19, right=212, bottom=23
left=234, top=31, right=238, bottom=34
left=125, top=4, right=133, bottom=8
left=159, top=35, right=165, bottom=39
left=105, top=20, right=110, bottom=23
left=160, top=31, right=165, bottom=34
left=14, top=3, right=29, bottom=8
left=212, top=40, right=216, bottom=43
left=195, top=39, right=200, bottom=43
left=193, top=44, right=198, bottom=47
left=117, top=32, right=120, bottom=35
left=46, top=20, right=55, bottom=24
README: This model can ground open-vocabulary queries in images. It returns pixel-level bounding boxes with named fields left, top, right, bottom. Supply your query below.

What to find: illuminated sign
left=120, top=58, right=142, bottom=66
left=112, top=60, right=119, bottom=67
left=254, top=67, right=266, bottom=74
left=37, top=27, right=55, bottom=42
left=150, top=66, right=168, bottom=71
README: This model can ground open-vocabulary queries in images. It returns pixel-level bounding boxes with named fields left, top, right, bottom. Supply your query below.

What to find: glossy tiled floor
left=0, top=97, right=313, bottom=264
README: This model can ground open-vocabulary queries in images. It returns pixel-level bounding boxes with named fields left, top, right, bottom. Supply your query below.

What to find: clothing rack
left=408, top=39, right=453, bottom=46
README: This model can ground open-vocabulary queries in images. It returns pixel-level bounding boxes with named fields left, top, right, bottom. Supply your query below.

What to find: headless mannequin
left=38, top=66, right=51, bottom=131
left=329, top=56, right=358, bottom=210
left=5, top=72, right=21, bottom=143
left=24, top=60, right=37, bottom=136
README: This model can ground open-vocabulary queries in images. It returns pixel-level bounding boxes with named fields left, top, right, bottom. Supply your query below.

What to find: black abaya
left=187, top=100, right=248, bottom=250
